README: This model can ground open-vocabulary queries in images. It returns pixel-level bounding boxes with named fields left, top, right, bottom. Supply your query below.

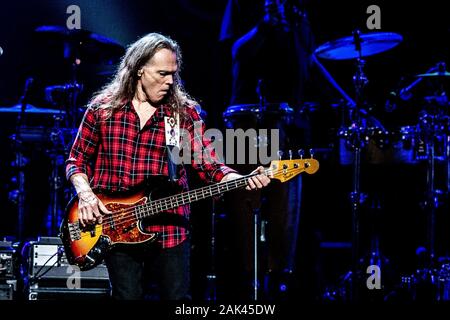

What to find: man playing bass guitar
left=65, top=33, right=271, bottom=300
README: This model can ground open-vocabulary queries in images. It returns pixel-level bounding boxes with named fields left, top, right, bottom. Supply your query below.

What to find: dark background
left=1, top=0, right=449, bottom=302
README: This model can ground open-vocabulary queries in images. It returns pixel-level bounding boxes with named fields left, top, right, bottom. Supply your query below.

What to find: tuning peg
left=309, top=148, right=315, bottom=158
left=277, top=150, right=284, bottom=160
left=297, top=149, right=304, bottom=159
left=288, top=150, right=293, bottom=160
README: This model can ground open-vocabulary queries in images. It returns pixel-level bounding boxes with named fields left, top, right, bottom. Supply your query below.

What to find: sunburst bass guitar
left=60, top=158, right=319, bottom=270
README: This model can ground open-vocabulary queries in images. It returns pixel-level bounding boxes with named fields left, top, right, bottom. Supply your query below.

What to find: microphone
left=398, top=63, right=440, bottom=101
left=20, top=77, right=34, bottom=107
left=398, top=79, right=420, bottom=101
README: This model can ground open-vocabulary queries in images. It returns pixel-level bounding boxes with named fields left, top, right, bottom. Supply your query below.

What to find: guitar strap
left=164, top=112, right=180, bottom=182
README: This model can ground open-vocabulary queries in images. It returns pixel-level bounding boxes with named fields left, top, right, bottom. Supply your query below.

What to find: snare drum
left=223, top=103, right=294, bottom=159
left=223, top=103, right=294, bottom=129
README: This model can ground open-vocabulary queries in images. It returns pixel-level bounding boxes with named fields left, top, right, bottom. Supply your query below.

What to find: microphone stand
left=349, top=30, right=368, bottom=302
left=15, top=78, right=33, bottom=240
left=205, top=198, right=217, bottom=301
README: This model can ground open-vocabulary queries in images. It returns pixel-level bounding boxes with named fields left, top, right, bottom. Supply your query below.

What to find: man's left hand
left=221, top=166, right=271, bottom=191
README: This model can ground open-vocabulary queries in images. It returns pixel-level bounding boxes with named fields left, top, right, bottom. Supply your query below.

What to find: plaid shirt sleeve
left=185, top=106, right=237, bottom=184
left=65, top=107, right=100, bottom=181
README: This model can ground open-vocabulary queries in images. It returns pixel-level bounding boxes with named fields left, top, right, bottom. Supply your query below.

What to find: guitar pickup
left=123, top=223, right=137, bottom=233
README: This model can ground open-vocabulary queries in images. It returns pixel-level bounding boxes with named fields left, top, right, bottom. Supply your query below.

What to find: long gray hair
left=89, top=33, right=196, bottom=118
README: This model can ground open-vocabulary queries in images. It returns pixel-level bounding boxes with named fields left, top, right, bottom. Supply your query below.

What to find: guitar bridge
left=68, top=222, right=81, bottom=241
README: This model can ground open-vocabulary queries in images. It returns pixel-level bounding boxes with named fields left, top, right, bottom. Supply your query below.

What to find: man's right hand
left=77, top=190, right=111, bottom=227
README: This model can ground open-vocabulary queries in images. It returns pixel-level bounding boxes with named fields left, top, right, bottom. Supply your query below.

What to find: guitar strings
left=73, top=165, right=308, bottom=239
left=100, top=171, right=263, bottom=226
left=99, top=169, right=271, bottom=226
left=75, top=170, right=268, bottom=235
left=74, top=165, right=305, bottom=240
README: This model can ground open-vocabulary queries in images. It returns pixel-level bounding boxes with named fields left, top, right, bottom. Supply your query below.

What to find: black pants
left=104, top=240, right=191, bottom=300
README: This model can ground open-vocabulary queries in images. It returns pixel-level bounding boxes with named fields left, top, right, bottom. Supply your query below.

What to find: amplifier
left=26, top=237, right=109, bottom=280
left=24, top=237, right=110, bottom=300
left=0, top=283, right=14, bottom=300
left=0, top=240, right=16, bottom=279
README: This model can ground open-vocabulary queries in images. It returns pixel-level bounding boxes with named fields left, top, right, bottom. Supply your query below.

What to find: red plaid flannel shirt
left=66, top=102, right=235, bottom=248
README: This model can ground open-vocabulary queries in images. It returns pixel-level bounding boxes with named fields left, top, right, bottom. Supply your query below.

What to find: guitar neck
left=135, top=172, right=259, bottom=220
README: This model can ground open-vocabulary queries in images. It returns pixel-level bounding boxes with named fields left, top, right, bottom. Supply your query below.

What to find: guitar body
left=60, top=188, right=158, bottom=270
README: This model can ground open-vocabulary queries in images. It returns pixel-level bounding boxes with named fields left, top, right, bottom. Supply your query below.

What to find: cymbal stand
left=420, top=66, right=448, bottom=261
left=14, top=119, right=26, bottom=241
left=63, top=39, right=83, bottom=129
left=425, top=122, right=437, bottom=260
left=349, top=30, right=368, bottom=301
left=14, top=78, right=34, bottom=239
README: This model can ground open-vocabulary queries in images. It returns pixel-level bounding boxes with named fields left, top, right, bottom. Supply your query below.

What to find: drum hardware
left=45, top=115, right=69, bottom=237
left=415, top=66, right=450, bottom=263
left=35, top=25, right=124, bottom=128
left=315, top=30, right=402, bottom=301
left=1, top=27, right=123, bottom=240
left=30, top=26, right=125, bottom=236
left=396, top=63, right=449, bottom=300
left=12, top=78, right=36, bottom=240
left=381, top=68, right=450, bottom=301
left=394, top=261, right=450, bottom=302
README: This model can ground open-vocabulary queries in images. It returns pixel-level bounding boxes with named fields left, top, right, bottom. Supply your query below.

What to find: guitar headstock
left=269, top=158, right=319, bottom=183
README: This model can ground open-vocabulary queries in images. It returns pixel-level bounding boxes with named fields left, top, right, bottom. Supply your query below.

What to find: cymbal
left=417, top=71, right=450, bottom=77
left=314, top=32, right=403, bottom=60
left=35, top=25, right=124, bottom=63
left=0, top=104, right=65, bottom=115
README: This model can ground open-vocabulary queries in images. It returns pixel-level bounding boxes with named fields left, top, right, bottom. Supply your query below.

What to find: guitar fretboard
left=133, top=173, right=258, bottom=219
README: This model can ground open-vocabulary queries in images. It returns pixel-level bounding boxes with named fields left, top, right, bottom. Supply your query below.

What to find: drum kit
left=1, top=26, right=124, bottom=239
left=313, top=31, right=450, bottom=302
left=223, top=29, right=450, bottom=301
